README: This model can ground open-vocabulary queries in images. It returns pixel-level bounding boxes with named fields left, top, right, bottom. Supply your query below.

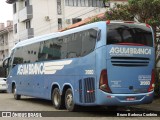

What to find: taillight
left=146, top=24, right=151, bottom=28
left=148, top=69, right=155, bottom=92
left=106, top=20, right=110, bottom=24
left=99, top=69, right=112, bottom=93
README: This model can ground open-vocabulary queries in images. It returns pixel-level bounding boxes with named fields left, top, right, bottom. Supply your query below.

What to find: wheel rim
left=66, top=93, right=73, bottom=107
left=54, top=91, right=60, bottom=106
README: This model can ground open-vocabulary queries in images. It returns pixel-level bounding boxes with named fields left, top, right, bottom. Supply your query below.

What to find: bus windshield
left=107, top=23, right=153, bottom=47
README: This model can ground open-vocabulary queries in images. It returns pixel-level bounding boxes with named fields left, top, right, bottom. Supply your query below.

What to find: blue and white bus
left=3, top=21, right=155, bottom=111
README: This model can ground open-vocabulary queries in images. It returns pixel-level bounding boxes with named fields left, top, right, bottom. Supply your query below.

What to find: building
left=0, top=21, right=13, bottom=66
left=6, top=0, right=127, bottom=44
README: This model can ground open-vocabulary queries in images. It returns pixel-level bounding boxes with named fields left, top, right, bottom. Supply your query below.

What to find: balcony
left=19, top=5, right=33, bottom=22
left=19, top=28, right=34, bottom=40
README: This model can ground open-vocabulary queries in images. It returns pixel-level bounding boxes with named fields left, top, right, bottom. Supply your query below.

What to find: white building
left=6, top=0, right=127, bottom=43
left=0, top=21, right=13, bottom=66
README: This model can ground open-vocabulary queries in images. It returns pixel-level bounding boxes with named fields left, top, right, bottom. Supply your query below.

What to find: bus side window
left=81, top=29, right=97, bottom=56
left=67, top=33, right=82, bottom=58
left=59, top=37, right=67, bottom=59
left=13, top=48, right=23, bottom=67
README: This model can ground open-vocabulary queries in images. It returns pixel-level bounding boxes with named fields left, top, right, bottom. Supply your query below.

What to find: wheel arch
left=51, top=83, right=60, bottom=99
left=62, top=83, right=74, bottom=98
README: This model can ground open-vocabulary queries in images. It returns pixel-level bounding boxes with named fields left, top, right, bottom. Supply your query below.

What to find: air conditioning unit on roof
left=45, top=16, right=50, bottom=21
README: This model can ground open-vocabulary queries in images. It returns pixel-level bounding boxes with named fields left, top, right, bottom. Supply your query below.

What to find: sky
left=0, top=0, right=13, bottom=26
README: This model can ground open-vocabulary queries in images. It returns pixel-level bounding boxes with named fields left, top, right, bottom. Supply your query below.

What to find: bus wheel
left=65, top=88, right=77, bottom=111
left=52, top=88, right=64, bottom=109
left=13, top=85, right=21, bottom=100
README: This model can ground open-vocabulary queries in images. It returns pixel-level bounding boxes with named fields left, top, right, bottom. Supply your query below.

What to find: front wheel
left=65, top=88, right=78, bottom=111
left=13, top=85, right=21, bottom=100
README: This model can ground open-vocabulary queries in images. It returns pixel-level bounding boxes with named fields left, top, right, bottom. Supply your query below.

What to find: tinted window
left=82, top=29, right=97, bottom=56
left=38, top=38, right=67, bottom=61
left=13, top=28, right=97, bottom=64
left=107, top=23, right=153, bottom=47
left=67, top=33, right=82, bottom=58
left=13, top=48, right=23, bottom=65
left=23, top=43, right=39, bottom=63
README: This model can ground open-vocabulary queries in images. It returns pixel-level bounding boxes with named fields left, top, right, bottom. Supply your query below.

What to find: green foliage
left=103, top=0, right=160, bottom=26
left=105, top=4, right=134, bottom=21
left=128, top=0, right=160, bottom=26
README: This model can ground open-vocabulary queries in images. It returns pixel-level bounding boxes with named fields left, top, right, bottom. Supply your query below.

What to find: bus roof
left=12, top=20, right=149, bottom=50
left=13, top=21, right=104, bottom=50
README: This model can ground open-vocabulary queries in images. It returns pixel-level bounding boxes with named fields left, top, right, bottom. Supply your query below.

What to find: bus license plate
left=126, top=97, right=136, bottom=101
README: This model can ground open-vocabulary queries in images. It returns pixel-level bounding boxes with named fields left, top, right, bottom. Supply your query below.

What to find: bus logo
left=17, top=60, right=72, bottom=75
left=109, top=47, right=151, bottom=55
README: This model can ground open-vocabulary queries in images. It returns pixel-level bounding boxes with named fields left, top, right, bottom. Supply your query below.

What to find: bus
left=3, top=21, right=155, bottom=111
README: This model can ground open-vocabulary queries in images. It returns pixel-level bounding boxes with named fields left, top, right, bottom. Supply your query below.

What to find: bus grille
left=111, top=57, right=150, bottom=67
left=79, top=79, right=83, bottom=103
left=84, top=78, right=95, bottom=103
left=79, top=78, right=95, bottom=103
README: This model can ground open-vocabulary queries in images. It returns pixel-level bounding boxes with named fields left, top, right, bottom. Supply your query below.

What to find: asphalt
left=131, top=97, right=160, bottom=111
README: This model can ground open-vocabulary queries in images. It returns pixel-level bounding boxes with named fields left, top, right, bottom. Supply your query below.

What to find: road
left=0, top=93, right=159, bottom=120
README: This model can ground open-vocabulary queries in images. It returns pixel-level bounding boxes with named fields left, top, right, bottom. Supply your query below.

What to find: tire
left=65, top=88, right=77, bottom=111
left=52, top=88, right=64, bottom=109
left=13, top=85, right=21, bottom=100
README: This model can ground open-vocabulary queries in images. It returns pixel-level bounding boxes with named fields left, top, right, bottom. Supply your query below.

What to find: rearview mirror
left=3, top=57, right=10, bottom=68
left=97, top=29, right=101, bottom=41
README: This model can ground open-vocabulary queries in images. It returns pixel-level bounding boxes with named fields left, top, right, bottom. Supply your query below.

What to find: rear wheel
left=65, top=88, right=78, bottom=111
left=13, top=85, right=21, bottom=100
left=52, top=88, right=64, bottom=109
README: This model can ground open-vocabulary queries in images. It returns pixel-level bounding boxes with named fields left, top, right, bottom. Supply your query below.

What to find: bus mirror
left=3, top=57, right=10, bottom=68
left=97, top=29, right=101, bottom=41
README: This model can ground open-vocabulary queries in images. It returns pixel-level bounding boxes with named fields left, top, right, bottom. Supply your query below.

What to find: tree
left=105, top=0, right=160, bottom=26
left=128, top=0, right=160, bottom=26
left=105, top=3, right=134, bottom=21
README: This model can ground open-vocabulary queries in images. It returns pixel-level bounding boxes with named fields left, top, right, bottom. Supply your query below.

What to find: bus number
left=140, top=81, right=150, bottom=85
left=85, top=70, right=94, bottom=75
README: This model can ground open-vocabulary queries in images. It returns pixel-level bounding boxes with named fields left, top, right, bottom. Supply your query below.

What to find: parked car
left=0, top=78, right=7, bottom=92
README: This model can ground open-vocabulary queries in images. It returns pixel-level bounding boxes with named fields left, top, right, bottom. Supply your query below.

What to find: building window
left=93, top=0, right=97, bottom=7
left=13, top=3, right=16, bottom=14
left=5, top=35, right=8, bottom=45
left=0, top=36, right=4, bottom=46
left=65, top=0, right=69, bottom=6
left=14, top=24, right=17, bottom=33
left=72, top=18, right=82, bottom=24
left=69, top=0, right=74, bottom=6
left=77, top=0, right=81, bottom=6
left=65, top=0, right=104, bottom=7
left=73, top=0, right=78, bottom=6
left=58, top=18, right=62, bottom=30
left=57, top=0, right=62, bottom=15
left=81, top=0, right=85, bottom=7
left=26, top=20, right=31, bottom=29
left=25, top=0, right=30, bottom=7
